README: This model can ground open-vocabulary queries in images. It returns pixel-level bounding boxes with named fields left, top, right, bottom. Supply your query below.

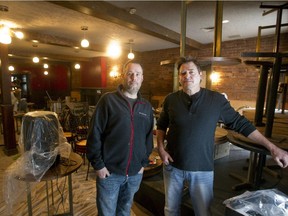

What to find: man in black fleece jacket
left=157, top=56, right=288, bottom=216
left=87, top=61, right=154, bottom=216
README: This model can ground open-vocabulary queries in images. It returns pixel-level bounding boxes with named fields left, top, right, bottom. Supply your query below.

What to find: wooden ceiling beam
left=18, top=29, right=106, bottom=52
left=50, top=1, right=202, bottom=50
left=8, top=29, right=104, bottom=62
left=8, top=51, right=91, bottom=64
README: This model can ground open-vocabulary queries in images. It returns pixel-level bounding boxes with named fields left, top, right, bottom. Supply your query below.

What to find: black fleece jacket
left=157, top=88, right=256, bottom=171
left=86, top=85, right=154, bottom=176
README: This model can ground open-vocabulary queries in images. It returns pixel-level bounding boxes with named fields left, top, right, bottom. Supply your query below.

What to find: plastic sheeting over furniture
left=4, top=111, right=71, bottom=214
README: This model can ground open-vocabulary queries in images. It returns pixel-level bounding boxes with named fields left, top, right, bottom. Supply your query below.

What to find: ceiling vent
left=228, top=35, right=241, bottom=39
left=201, top=27, right=214, bottom=32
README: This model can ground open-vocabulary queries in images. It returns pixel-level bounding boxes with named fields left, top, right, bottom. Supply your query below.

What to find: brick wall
left=72, top=33, right=287, bottom=107
left=139, top=33, right=288, bottom=104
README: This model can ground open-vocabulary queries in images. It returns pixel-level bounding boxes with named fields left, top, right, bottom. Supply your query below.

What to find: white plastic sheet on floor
left=224, top=188, right=288, bottom=216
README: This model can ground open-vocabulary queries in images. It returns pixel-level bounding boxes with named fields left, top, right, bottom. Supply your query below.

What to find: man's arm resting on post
left=247, top=130, right=288, bottom=168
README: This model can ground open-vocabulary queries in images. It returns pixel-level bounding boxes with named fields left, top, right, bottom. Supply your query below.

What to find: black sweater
left=86, top=85, right=154, bottom=176
left=157, top=88, right=256, bottom=171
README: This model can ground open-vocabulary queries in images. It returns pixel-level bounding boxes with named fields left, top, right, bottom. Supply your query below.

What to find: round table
left=20, top=152, right=82, bottom=216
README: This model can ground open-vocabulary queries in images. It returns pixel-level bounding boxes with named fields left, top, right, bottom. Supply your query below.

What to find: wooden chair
left=59, top=105, right=75, bottom=150
left=70, top=112, right=89, bottom=165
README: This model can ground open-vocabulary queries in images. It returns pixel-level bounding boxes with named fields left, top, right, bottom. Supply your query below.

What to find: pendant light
left=127, top=39, right=135, bottom=60
left=32, top=42, right=39, bottom=63
left=80, top=26, right=89, bottom=48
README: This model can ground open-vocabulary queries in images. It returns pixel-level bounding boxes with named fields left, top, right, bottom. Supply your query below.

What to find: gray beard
left=126, top=86, right=139, bottom=95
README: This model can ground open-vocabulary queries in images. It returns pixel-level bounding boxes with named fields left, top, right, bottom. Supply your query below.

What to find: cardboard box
left=214, top=142, right=230, bottom=160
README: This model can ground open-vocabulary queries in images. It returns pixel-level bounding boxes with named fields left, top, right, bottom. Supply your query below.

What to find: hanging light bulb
left=80, top=26, right=89, bottom=48
left=0, top=26, right=12, bottom=44
left=32, top=56, right=39, bottom=63
left=8, top=65, right=14, bottom=71
left=128, top=52, right=135, bottom=60
left=127, top=39, right=135, bottom=60
left=81, top=38, right=89, bottom=48
left=107, top=41, right=121, bottom=59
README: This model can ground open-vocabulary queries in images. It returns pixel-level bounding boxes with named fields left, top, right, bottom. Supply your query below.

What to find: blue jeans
left=96, top=172, right=143, bottom=216
left=163, top=165, right=213, bottom=216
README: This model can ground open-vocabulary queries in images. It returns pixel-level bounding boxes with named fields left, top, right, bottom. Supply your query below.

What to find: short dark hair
left=123, top=60, right=143, bottom=73
left=176, top=56, right=201, bottom=73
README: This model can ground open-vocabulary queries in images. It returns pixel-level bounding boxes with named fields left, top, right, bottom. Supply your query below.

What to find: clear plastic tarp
left=224, top=189, right=288, bottom=216
left=3, top=111, right=72, bottom=214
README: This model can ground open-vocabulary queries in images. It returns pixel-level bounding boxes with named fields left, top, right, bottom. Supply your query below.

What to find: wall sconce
left=109, top=66, right=119, bottom=78
left=74, top=63, right=81, bottom=69
left=210, top=72, right=220, bottom=83
left=80, top=26, right=89, bottom=48
left=127, top=39, right=135, bottom=60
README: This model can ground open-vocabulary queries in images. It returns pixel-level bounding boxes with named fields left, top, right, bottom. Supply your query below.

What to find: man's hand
left=270, top=147, right=288, bottom=168
left=95, top=167, right=110, bottom=178
left=158, top=148, right=174, bottom=165
left=248, top=130, right=288, bottom=168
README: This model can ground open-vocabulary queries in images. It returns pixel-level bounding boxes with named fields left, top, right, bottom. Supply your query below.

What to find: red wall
left=81, top=57, right=107, bottom=88
left=15, top=63, right=70, bottom=109
left=29, top=64, right=68, bottom=91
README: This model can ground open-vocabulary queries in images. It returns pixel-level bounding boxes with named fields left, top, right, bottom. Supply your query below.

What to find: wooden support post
left=0, top=43, right=18, bottom=155
left=254, top=65, right=270, bottom=126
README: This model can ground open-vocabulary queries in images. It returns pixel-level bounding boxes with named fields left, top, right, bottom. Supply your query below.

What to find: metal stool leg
left=86, top=162, right=90, bottom=180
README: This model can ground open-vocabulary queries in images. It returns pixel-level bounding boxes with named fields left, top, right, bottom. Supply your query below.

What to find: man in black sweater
left=157, top=56, right=288, bottom=216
